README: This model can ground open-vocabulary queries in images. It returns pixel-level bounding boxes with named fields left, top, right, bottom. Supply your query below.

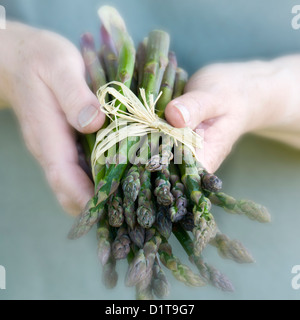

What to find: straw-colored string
left=91, top=81, right=202, bottom=178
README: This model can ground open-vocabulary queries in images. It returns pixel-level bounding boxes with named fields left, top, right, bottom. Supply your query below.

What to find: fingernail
left=78, top=105, right=99, bottom=128
left=173, top=103, right=190, bottom=125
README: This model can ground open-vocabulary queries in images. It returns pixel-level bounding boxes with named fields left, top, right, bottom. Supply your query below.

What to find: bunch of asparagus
left=69, top=6, right=271, bottom=299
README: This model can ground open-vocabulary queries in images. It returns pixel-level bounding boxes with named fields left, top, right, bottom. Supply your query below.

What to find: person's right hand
left=0, top=22, right=106, bottom=215
left=165, top=57, right=300, bottom=172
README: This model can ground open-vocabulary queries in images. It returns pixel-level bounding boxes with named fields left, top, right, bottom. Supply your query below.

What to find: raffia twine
left=91, top=81, right=202, bottom=179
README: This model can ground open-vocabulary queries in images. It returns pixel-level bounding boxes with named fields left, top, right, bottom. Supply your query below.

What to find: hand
left=165, top=58, right=300, bottom=172
left=0, top=22, right=106, bottom=215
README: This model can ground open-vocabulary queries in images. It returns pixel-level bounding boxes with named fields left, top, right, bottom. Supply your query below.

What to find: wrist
left=249, top=56, right=300, bottom=133
left=0, top=22, right=37, bottom=105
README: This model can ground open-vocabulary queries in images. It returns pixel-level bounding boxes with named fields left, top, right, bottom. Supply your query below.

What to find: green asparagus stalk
left=139, top=30, right=170, bottom=102
left=145, top=228, right=156, bottom=244
left=201, top=173, right=223, bottom=193
left=145, top=63, right=184, bottom=174
left=81, top=33, right=106, bottom=93
left=173, top=224, right=234, bottom=292
left=80, top=33, right=108, bottom=172
left=143, top=228, right=162, bottom=274
left=152, top=260, right=170, bottom=298
left=206, top=191, right=271, bottom=223
left=210, top=233, right=255, bottom=264
left=102, top=257, right=118, bottom=289
left=122, top=165, right=141, bottom=202
left=135, top=272, right=154, bottom=300
left=68, top=196, right=104, bottom=239
left=159, top=241, right=206, bottom=287
left=136, top=39, right=148, bottom=89
left=137, top=167, right=156, bottom=229
left=154, top=168, right=174, bottom=206
left=169, top=162, right=188, bottom=222
left=156, top=51, right=177, bottom=118
left=146, top=135, right=174, bottom=172
left=112, top=225, right=131, bottom=260
left=128, top=224, right=145, bottom=249
left=191, top=255, right=234, bottom=292
left=193, top=152, right=223, bottom=194
left=155, top=206, right=172, bottom=240
left=172, top=68, right=188, bottom=99
left=108, top=189, right=124, bottom=227
left=97, top=213, right=111, bottom=266
left=178, top=145, right=217, bottom=255
left=100, top=32, right=118, bottom=81
left=180, top=211, right=194, bottom=232
left=123, top=197, right=136, bottom=230
left=125, top=248, right=148, bottom=287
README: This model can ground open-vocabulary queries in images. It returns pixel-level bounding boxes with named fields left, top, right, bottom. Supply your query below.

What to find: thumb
left=165, top=90, right=224, bottom=130
left=46, top=57, right=106, bottom=134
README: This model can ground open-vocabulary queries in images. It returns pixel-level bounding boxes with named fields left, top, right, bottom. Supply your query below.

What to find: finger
left=40, top=105, right=94, bottom=215
left=43, top=51, right=106, bottom=134
left=23, top=81, right=94, bottom=215
left=195, top=117, right=242, bottom=173
left=165, top=91, right=224, bottom=130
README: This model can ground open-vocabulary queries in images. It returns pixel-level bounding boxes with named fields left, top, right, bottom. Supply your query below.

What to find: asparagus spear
left=169, top=162, right=188, bottom=222
left=125, top=248, right=148, bottom=287
left=102, top=257, right=118, bottom=289
left=155, top=206, right=172, bottom=240
left=146, top=64, right=185, bottom=182
left=156, top=51, right=177, bottom=119
left=68, top=196, right=104, bottom=239
left=108, top=189, right=124, bottom=227
left=128, top=224, right=145, bottom=249
left=172, top=68, right=188, bottom=99
left=154, top=168, right=174, bottom=206
left=97, top=213, right=111, bottom=266
left=178, top=145, right=217, bottom=255
left=122, top=165, right=141, bottom=202
left=136, top=39, right=148, bottom=89
left=180, top=211, right=194, bottom=232
left=152, top=260, right=170, bottom=298
left=80, top=33, right=108, bottom=175
left=210, top=233, right=255, bottom=264
left=206, top=191, right=271, bottom=223
left=145, top=61, right=181, bottom=173
left=139, top=30, right=170, bottom=102
left=100, top=26, right=118, bottom=82
left=201, top=173, right=223, bottom=193
left=146, top=135, right=174, bottom=172
left=191, top=255, right=234, bottom=292
left=137, top=167, right=156, bottom=229
left=173, top=224, right=234, bottom=292
left=123, top=197, right=136, bottom=230
left=143, top=228, right=162, bottom=273
left=135, top=272, right=154, bottom=300
left=81, top=33, right=106, bottom=93
left=112, top=225, right=131, bottom=260
left=159, top=241, right=206, bottom=287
